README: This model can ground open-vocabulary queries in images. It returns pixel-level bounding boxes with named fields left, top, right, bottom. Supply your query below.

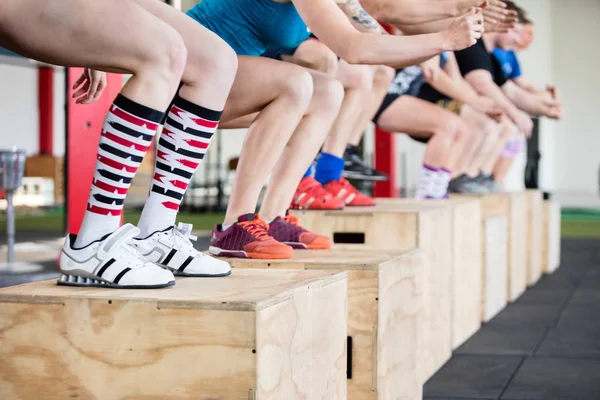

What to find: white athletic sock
left=137, top=95, right=222, bottom=238
left=415, top=163, right=439, bottom=199
left=432, top=168, right=451, bottom=199
left=74, top=95, right=163, bottom=248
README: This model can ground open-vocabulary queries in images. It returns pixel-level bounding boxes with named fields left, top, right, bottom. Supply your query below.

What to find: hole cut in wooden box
left=0, top=269, right=348, bottom=400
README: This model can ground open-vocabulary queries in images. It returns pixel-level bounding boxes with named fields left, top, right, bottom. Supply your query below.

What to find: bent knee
left=374, top=65, right=395, bottom=86
left=139, top=26, right=188, bottom=86
left=312, top=76, right=344, bottom=112
left=283, top=68, right=315, bottom=110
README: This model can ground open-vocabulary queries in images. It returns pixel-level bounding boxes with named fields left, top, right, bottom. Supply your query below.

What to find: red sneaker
left=268, top=213, right=332, bottom=250
left=209, top=214, right=293, bottom=259
left=323, top=178, right=376, bottom=207
left=290, top=177, right=345, bottom=210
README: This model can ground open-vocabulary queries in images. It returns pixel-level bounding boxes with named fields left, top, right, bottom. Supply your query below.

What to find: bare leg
left=130, top=0, right=237, bottom=110
left=322, top=61, right=373, bottom=157
left=259, top=70, right=345, bottom=220
left=218, top=57, right=315, bottom=226
left=492, top=126, right=521, bottom=184
left=377, top=96, right=470, bottom=170
left=0, top=0, right=186, bottom=110
left=349, top=65, right=395, bottom=146
left=454, top=104, right=501, bottom=177
left=480, top=116, right=516, bottom=175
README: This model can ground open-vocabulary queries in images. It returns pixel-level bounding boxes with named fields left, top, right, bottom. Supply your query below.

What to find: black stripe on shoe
left=113, top=267, right=132, bottom=284
left=97, top=258, right=116, bottom=278
left=179, top=256, right=194, bottom=272
left=162, top=249, right=177, bottom=266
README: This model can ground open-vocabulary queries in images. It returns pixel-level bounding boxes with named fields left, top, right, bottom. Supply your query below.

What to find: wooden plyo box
left=0, top=270, right=348, bottom=400
left=543, top=199, right=561, bottom=273
left=291, top=206, right=453, bottom=381
left=374, top=199, right=482, bottom=349
left=452, top=192, right=527, bottom=302
left=225, top=248, right=425, bottom=400
left=526, top=190, right=543, bottom=285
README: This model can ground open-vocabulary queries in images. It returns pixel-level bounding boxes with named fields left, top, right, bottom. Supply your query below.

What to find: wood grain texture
left=526, top=190, right=543, bottom=286
left=377, top=252, right=424, bottom=400
left=0, top=270, right=347, bottom=400
left=228, top=248, right=425, bottom=400
left=482, top=216, right=509, bottom=322
left=415, top=209, right=453, bottom=382
left=451, top=200, right=483, bottom=348
left=370, top=199, right=483, bottom=350
left=256, top=275, right=348, bottom=399
left=507, top=192, right=528, bottom=301
left=543, top=200, right=562, bottom=274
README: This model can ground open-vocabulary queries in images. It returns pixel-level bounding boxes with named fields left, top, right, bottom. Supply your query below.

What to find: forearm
left=345, top=31, right=451, bottom=67
left=514, top=77, right=538, bottom=93
left=503, top=83, right=548, bottom=116
left=427, top=71, right=479, bottom=105
left=396, top=18, right=456, bottom=35
left=361, top=0, right=461, bottom=26
left=469, top=76, right=519, bottom=117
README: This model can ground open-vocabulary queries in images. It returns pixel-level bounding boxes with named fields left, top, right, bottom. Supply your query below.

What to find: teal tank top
left=187, top=0, right=311, bottom=56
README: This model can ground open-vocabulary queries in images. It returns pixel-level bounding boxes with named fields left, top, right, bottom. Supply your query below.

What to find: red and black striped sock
left=74, top=95, right=163, bottom=248
left=137, top=95, right=222, bottom=237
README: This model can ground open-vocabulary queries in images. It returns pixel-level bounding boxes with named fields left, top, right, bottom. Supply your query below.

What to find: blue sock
left=315, top=152, right=344, bottom=185
left=303, top=164, right=313, bottom=179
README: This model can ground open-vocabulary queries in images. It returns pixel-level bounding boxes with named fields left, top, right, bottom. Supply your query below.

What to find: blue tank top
left=187, top=0, right=311, bottom=56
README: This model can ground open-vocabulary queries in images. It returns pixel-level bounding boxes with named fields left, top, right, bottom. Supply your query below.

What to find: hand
left=510, top=109, right=533, bottom=138
left=481, top=0, right=518, bottom=30
left=420, top=58, right=440, bottom=82
left=445, top=8, right=485, bottom=51
left=470, top=96, right=504, bottom=121
left=539, top=90, right=561, bottom=108
left=72, top=68, right=107, bottom=104
left=544, top=104, right=563, bottom=120
left=546, top=84, right=559, bottom=100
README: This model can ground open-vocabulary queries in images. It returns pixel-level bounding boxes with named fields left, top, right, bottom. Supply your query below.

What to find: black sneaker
left=342, top=145, right=389, bottom=182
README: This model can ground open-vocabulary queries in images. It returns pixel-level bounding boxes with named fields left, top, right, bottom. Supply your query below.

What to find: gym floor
left=424, top=238, right=600, bottom=400
left=1, top=233, right=599, bottom=399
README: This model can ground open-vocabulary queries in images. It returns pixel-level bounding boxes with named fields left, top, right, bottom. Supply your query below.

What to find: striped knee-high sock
left=74, top=95, right=163, bottom=248
left=137, top=95, right=222, bottom=237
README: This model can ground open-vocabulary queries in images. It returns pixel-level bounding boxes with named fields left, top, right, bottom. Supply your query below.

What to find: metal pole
left=6, top=189, right=15, bottom=269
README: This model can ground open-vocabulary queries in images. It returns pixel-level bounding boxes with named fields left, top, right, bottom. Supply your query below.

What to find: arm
left=293, top=0, right=483, bottom=67
left=360, top=0, right=477, bottom=26
left=502, top=80, right=562, bottom=119
left=335, top=0, right=386, bottom=34
left=421, top=57, right=479, bottom=105
left=465, top=70, right=533, bottom=135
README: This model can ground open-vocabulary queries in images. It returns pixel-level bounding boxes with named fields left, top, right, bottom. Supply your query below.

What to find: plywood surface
left=256, top=274, right=348, bottom=399
left=508, top=192, right=528, bottom=301
left=482, top=216, right=509, bottom=322
left=543, top=200, right=562, bottom=274
left=526, top=190, right=543, bottom=285
left=0, top=269, right=347, bottom=311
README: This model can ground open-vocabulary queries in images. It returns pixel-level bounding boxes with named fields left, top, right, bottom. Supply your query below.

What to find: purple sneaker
left=268, top=214, right=332, bottom=250
left=209, top=214, right=293, bottom=259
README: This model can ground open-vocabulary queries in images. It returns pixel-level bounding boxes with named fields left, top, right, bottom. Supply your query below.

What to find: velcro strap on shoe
left=98, top=224, right=140, bottom=258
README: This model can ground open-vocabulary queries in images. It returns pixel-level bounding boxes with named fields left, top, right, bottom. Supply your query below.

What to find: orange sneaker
left=209, top=214, right=293, bottom=259
left=323, top=178, right=376, bottom=207
left=268, top=213, right=332, bottom=250
left=290, top=177, right=345, bottom=210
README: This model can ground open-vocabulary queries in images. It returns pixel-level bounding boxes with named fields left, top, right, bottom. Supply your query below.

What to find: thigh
left=130, top=0, right=233, bottom=68
left=377, top=96, right=460, bottom=138
left=0, top=0, right=174, bottom=73
left=221, top=56, right=312, bottom=123
left=283, top=39, right=337, bottom=72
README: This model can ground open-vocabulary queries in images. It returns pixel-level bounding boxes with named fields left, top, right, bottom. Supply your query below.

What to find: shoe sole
left=57, top=274, right=175, bottom=289
left=209, top=246, right=293, bottom=260
left=167, top=267, right=232, bottom=278
left=342, top=171, right=388, bottom=182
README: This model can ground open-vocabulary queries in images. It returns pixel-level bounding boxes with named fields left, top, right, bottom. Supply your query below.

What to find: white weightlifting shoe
left=133, top=223, right=231, bottom=277
left=59, top=224, right=175, bottom=289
